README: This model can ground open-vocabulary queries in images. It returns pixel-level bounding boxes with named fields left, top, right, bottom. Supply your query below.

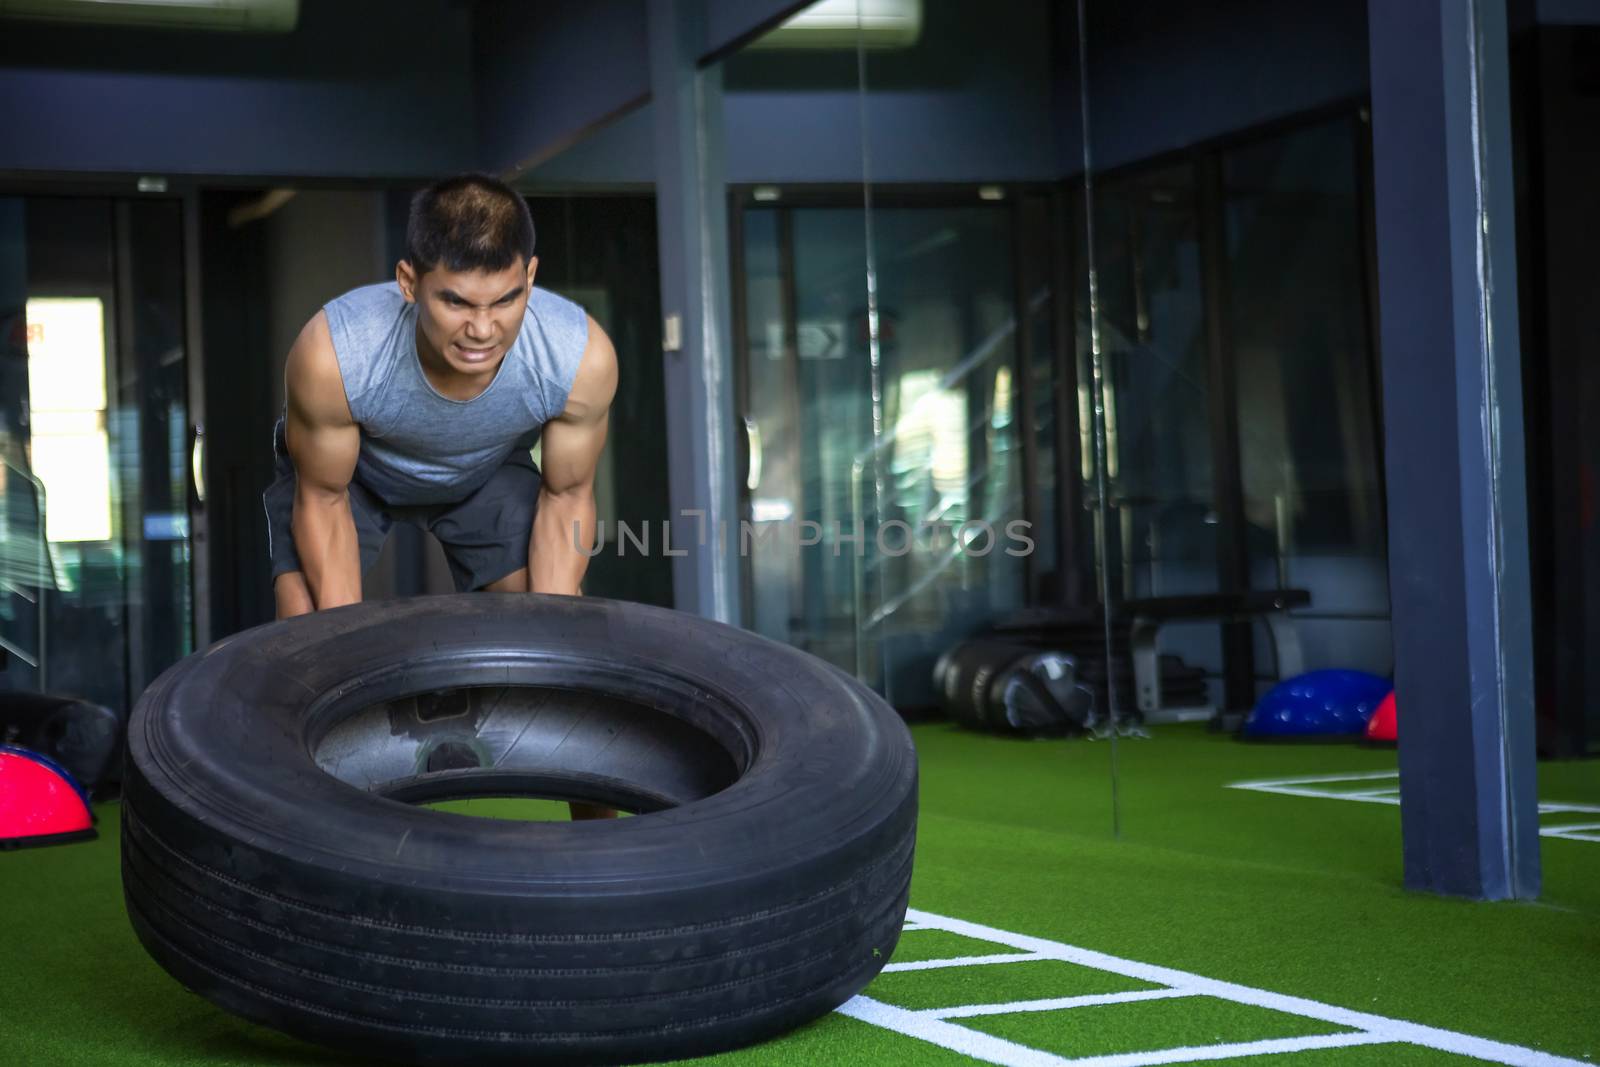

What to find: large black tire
left=122, top=594, right=917, bottom=1065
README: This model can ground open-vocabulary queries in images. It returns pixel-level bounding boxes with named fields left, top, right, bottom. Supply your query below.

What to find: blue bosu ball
left=1243, top=669, right=1393, bottom=738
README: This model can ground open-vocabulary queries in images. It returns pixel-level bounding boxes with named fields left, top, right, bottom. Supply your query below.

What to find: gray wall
left=473, top=0, right=652, bottom=176
left=473, top=0, right=812, bottom=177
left=705, top=0, right=812, bottom=57
left=727, top=0, right=1061, bottom=183
left=1080, top=0, right=1369, bottom=173
left=523, top=0, right=1061, bottom=187
left=6, top=0, right=1589, bottom=186
left=521, top=0, right=1368, bottom=189
left=0, top=1, right=475, bottom=179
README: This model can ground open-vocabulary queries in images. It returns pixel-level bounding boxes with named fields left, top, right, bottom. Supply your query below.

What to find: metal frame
left=1195, top=153, right=1257, bottom=712
left=181, top=190, right=209, bottom=648
left=1049, top=186, right=1088, bottom=606
left=647, top=0, right=740, bottom=623
left=1010, top=194, right=1041, bottom=601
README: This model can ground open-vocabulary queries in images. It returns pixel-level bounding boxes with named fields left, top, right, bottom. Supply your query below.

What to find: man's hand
left=283, top=312, right=362, bottom=615
left=529, top=316, right=618, bottom=596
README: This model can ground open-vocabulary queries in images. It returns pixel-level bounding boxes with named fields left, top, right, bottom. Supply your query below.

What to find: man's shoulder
left=518, top=288, right=592, bottom=423
left=322, top=282, right=407, bottom=366
left=521, top=286, right=591, bottom=363
left=321, top=282, right=408, bottom=414
left=524, top=286, right=587, bottom=329
left=325, top=281, right=406, bottom=324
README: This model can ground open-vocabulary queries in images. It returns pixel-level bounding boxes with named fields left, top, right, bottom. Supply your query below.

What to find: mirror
left=1079, top=0, right=1393, bottom=865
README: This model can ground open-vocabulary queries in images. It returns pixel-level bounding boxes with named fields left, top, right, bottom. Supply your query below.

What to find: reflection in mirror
left=1077, top=0, right=1399, bottom=863
left=0, top=197, right=193, bottom=718
left=1522, top=16, right=1600, bottom=865
left=727, top=5, right=890, bottom=688
left=1062, top=0, right=1600, bottom=921
left=849, top=5, right=1051, bottom=711
left=834, top=0, right=1121, bottom=836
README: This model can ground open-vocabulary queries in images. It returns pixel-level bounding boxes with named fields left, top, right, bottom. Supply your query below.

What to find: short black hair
left=404, top=173, right=536, bottom=275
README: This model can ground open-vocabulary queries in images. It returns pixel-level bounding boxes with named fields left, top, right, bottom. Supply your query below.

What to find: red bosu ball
left=1366, top=691, right=1397, bottom=743
left=0, top=745, right=95, bottom=848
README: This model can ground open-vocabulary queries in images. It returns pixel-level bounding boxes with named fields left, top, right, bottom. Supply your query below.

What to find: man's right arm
left=285, top=312, right=362, bottom=612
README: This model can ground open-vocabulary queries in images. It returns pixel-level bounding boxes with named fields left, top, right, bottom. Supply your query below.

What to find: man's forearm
left=530, top=486, right=596, bottom=596
left=291, top=487, right=362, bottom=610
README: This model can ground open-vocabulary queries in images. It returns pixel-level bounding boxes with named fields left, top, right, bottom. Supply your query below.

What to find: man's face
left=397, top=257, right=538, bottom=377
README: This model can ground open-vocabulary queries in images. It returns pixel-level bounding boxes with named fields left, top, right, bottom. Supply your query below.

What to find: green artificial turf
left=421, top=797, right=635, bottom=819
left=1, top=722, right=1596, bottom=1066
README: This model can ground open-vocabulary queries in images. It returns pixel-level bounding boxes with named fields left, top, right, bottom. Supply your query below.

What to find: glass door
left=0, top=194, right=194, bottom=719
left=738, top=199, right=1028, bottom=707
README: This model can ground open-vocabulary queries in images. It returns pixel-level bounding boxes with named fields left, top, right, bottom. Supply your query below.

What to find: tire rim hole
left=312, top=684, right=740, bottom=814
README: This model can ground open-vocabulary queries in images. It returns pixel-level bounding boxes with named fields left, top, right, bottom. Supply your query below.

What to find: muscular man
left=263, top=173, right=618, bottom=819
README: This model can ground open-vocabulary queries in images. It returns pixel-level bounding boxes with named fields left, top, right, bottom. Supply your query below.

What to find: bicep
left=284, top=312, right=359, bottom=494
left=540, top=410, right=610, bottom=496
left=540, top=318, right=618, bottom=496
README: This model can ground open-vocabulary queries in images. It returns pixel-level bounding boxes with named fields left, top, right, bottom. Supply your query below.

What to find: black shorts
left=263, top=419, right=541, bottom=593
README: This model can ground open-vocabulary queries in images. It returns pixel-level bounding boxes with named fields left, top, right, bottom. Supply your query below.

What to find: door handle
left=190, top=423, right=206, bottom=505
left=744, top=416, right=762, bottom=491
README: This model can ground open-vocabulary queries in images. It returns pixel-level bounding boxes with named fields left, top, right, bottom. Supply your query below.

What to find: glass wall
left=1223, top=117, right=1389, bottom=675
left=1072, top=0, right=1395, bottom=853
left=738, top=199, right=1029, bottom=704
left=0, top=195, right=194, bottom=719
left=1077, top=117, right=1389, bottom=718
left=716, top=1, right=1405, bottom=851
left=1087, top=162, right=1213, bottom=606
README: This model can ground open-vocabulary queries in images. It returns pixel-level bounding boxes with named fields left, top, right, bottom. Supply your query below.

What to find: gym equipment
left=1366, top=691, right=1398, bottom=743
left=994, top=592, right=1314, bottom=728
left=122, top=594, right=916, bottom=1066
left=1243, top=669, right=1392, bottom=739
left=0, top=744, right=95, bottom=848
left=933, top=639, right=1097, bottom=735
left=983, top=608, right=1212, bottom=724
left=0, top=692, right=124, bottom=793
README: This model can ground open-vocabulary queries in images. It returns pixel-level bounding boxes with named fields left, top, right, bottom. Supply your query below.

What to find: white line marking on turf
left=1232, top=770, right=1401, bottom=787
left=1541, top=823, right=1600, bottom=843
left=883, top=952, right=1051, bottom=973
left=1050, top=1032, right=1395, bottom=1066
left=1227, top=772, right=1600, bottom=840
left=925, top=988, right=1198, bottom=1020
left=838, top=995, right=1080, bottom=1067
left=1341, top=788, right=1403, bottom=800
left=840, top=910, right=1590, bottom=1067
left=1227, top=772, right=1403, bottom=807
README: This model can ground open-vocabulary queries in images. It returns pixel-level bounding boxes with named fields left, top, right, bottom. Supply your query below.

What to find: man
left=264, top=173, right=618, bottom=819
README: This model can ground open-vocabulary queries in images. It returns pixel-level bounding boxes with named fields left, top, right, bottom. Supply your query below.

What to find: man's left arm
left=529, top=316, right=618, bottom=596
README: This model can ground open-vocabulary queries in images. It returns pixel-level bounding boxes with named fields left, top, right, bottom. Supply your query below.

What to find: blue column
left=647, top=0, right=740, bottom=622
left=1367, top=0, right=1540, bottom=898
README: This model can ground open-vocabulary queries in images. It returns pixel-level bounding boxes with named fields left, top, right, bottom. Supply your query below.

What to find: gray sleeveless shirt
left=322, top=282, right=589, bottom=506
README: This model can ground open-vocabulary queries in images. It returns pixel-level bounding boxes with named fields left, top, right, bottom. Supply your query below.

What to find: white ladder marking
left=925, top=988, right=1198, bottom=1021
left=836, top=909, right=1591, bottom=1067
left=1048, top=1031, right=1395, bottom=1066
left=883, top=952, right=1054, bottom=973
left=1226, top=771, right=1600, bottom=840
